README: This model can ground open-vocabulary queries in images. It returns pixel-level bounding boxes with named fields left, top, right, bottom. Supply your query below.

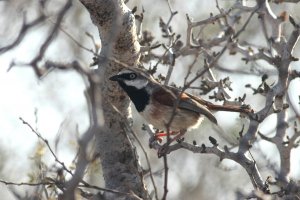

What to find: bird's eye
left=129, top=73, right=137, bottom=79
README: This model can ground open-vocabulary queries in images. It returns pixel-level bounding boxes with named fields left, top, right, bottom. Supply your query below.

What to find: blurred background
left=0, top=0, right=299, bottom=199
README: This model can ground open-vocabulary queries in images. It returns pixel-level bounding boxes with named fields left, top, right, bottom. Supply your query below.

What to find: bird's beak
left=109, top=75, right=120, bottom=81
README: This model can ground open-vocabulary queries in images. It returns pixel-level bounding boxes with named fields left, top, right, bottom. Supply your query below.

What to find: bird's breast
left=139, top=100, right=203, bottom=131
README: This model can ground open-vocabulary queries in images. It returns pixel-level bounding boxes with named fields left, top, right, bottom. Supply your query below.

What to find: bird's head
left=109, top=68, right=155, bottom=90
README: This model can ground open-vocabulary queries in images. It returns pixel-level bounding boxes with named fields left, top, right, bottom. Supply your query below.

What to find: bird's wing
left=177, top=92, right=217, bottom=124
left=152, top=86, right=217, bottom=124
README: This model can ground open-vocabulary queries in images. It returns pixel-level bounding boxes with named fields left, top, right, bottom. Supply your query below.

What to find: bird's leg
left=157, top=129, right=187, bottom=157
left=154, top=130, right=179, bottom=143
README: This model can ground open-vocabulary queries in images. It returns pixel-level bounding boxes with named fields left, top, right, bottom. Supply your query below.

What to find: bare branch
left=0, top=14, right=46, bottom=54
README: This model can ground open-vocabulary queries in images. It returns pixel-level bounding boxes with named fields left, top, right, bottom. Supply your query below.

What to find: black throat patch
left=118, top=81, right=150, bottom=112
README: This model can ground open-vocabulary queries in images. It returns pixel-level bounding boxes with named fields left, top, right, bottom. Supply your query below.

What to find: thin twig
left=0, top=14, right=46, bottom=54
left=18, top=117, right=133, bottom=196
left=161, top=155, right=168, bottom=200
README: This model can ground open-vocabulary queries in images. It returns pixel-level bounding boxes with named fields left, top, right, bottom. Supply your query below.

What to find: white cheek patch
left=124, top=79, right=149, bottom=89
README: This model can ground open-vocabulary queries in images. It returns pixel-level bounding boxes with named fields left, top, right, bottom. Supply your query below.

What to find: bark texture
left=79, top=1, right=147, bottom=199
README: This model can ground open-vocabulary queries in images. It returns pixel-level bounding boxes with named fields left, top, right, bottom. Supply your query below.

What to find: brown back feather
left=152, top=86, right=218, bottom=124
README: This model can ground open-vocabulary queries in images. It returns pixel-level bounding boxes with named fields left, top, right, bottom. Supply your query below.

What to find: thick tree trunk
left=79, top=1, right=148, bottom=199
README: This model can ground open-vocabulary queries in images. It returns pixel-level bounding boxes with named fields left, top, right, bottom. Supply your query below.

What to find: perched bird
left=109, top=68, right=218, bottom=142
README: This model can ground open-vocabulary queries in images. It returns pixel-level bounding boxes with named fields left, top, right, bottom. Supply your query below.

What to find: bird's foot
left=154, top=131, right=179, bottom=143
left=157, top=130, right=187, bottom=157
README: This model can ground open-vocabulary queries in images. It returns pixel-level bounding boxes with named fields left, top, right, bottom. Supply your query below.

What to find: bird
left=109, top=67, right=218, bottom=144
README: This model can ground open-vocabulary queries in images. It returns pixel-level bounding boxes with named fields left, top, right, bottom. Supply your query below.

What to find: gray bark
left=78, top=0, right=148, bottom=199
